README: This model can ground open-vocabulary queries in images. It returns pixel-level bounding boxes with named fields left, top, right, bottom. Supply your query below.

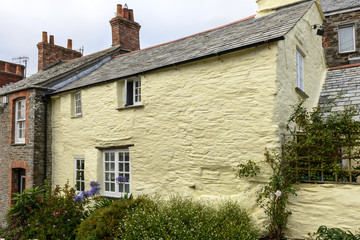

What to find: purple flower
left=67, top=219, right=71, bottom=221
left=53, top=225, right=56, bottom=228
left=27, top=223, right=30, bottom=227
left=36, top=222, right=39, bottom=226
left=116, top=176, right=127, bottom=184
left=63, top=234, right=65, bottom=237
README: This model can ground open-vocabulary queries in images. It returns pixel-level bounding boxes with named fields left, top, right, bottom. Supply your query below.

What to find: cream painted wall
left=256, top=0, right=309, bottom=17
left=50, top=3, right=337, bottom=238
left=51, top=44, right=279, bottom=228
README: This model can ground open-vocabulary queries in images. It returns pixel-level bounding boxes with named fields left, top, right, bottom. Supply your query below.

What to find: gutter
left=51, top=36, right=285, bottom=95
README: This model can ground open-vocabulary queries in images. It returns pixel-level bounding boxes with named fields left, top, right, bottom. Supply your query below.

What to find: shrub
left=76, top=195, right=147, bottom=240
left=118, top=196, right=259, bottom=240
left=3, top=186, right=44, bottom=239
left=310, top=226, right=360, bottom=240
left=22, top=183, right=89, bottom=240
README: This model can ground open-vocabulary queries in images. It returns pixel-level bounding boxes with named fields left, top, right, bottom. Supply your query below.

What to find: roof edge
left=329, top=63, right=360, bottom=71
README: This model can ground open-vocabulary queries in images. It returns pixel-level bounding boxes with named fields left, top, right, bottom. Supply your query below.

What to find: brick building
left=0, top=4, right=138, bottom=225
left=0, top=61, right=25, bottom=88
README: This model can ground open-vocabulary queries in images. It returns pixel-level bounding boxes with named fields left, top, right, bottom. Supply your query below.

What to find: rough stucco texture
left=51, top=44, right=279, bottom=226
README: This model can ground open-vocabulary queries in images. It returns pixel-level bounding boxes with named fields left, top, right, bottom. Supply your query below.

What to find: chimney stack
left=37, top=32, right=82, bottom=71
left=110, top=3, right=141, bottom=51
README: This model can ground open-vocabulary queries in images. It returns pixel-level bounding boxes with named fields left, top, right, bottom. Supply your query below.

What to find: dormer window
left=124, top=79, right=141, bottom=106
left=339, top=25, right=355, bottom=53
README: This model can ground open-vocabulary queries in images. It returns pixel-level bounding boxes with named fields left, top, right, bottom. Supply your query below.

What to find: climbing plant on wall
left=237, top=99, right=360, bottom=240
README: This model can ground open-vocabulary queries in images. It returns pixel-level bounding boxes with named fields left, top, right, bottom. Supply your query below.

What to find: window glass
left=296, top=50, right=304, bottom=91
left=103, top=150, right=131, bottom=197
left=75, top=158, right=85, bottom=192
left=75, top=92, right=82, bottom=116
left=15, top=99, right=26, bottom=143
left=339, top=26, right=355, bottom=53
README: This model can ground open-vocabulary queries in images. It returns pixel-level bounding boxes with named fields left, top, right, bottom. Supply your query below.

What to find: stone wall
left=0, top=89, right=49, bottom=225
left=323, top=9, right=360, bottom=67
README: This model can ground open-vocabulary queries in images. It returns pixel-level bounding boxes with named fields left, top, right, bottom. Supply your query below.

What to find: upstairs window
left=15, top=99, right=26, bottom=144
left=296, top=50, right=304, bottom=92
left=339, top=25, right=355, bottom=53
left=75, top=158, right=85, bottom=192
left=74, top=92, right=82, bottom=116
left=124, top=79, right=141, bottom=106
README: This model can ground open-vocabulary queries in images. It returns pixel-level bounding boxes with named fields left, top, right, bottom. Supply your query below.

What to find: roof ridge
left=63, top=45, right=122, bottom=63
left=113, top=14, right=256, bottom=59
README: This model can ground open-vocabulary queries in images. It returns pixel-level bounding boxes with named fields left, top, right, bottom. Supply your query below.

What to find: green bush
left=118, top=196, right=259, bottom=240
left=311, top=226, right=360, bottom=240
left=76, top=196, right=148, bottom=240
left=3, top=186, right=44, bottom=239
left=22, top=184, right=89, bottom=240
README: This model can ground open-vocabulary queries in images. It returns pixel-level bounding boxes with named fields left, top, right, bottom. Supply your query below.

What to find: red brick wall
left=0, top=61, right=25, bottom=87
left=8, top=161, right=30, bottom=206
left=37, top=42, right=82, bottom=71
left=8, top=90, right=30, bottom=144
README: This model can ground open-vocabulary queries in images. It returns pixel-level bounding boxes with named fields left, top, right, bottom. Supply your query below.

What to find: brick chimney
left=110, top=4, right=141, bottom=51
left=37, top=31, right=82, bottom=71
left=0, top=61, right=25, bottom=87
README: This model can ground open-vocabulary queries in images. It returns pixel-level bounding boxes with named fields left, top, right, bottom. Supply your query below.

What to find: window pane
left=105, top=163, right=109, bottom=171
left=119, top=163, right=124, bottom=172
left=125, top=152, right=129, bottom=162
left=105, top=173, right=109, bottom=181
left=125, top=163, right=129, bottom=172
left=339, top=26, right=355, bottom=52
left=119, top=183, right=124, bottom=192
left=110, top=173, right=115, bottom=181
left=110, top=153, right=115, bottom=161
left=81, top=182, right=84, bottom=191
left=125, top=184, right=130, bottom=193
left=111, top=183, right=115, bottom=192
left=105, top=182, right=109, bottom=191
left=110, top=163, right=115, bottom=171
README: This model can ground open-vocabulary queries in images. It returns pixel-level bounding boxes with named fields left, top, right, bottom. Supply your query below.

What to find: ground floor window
left=75, top=158, right=85, bottom=192
left=11, top=168, right=26, bottom=204
left=103, top=150, right=130, bottom=197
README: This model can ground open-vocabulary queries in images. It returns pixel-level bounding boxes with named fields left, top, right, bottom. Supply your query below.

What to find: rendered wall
left=51, top=44, right=279, bottom=228
left=256, top=0, right=309, bottom=17
left=275, top=3, right=360, bottom=239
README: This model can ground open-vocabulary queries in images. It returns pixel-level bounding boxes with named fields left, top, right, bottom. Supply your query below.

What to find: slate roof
left=321, top=0, right=360, bottom=14
left=0, top=45, right=123, bottom=95
left=319, top=64, right=360, bottom=118
left=53, top=1, right=316, bottom=94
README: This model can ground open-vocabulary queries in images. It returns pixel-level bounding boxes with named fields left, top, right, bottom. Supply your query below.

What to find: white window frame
left=15, top=99, right=26, bottom=144
left=74, top=92, right=82, bottom=116
left=338, top=25, right=356, bottom=53
left=20, top=175, right=26, bottom=194
left=124, top=79, right=141, bottom=106
left=103, top=150, right=131, bottom=197
left=75, top=158, right=85, bottom=193
left=296, top=50, right=304, bottom=92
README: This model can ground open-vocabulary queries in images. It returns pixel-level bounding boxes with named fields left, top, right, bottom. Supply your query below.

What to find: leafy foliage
left=237, top=100, right=360, bottom=240
left=310, top=226, right=360, bottom=240
left=76, top=194, right=141, bottom=240
left=3, top=186, right=44, bottom=239
left=117, top=196, right=259, bottom=240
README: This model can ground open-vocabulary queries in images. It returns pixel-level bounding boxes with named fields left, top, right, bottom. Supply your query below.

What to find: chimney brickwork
left=37, top=32, right=82, bottom=71
left=0, top=61, right=25, bottom=87
left=110, top=4, right=141, bottom=51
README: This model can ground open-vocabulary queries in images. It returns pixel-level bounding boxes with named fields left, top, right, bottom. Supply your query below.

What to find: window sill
left=71, top=115, right=82, bottom=119
left=295, top=87, right=309, bottom=99
left=10, top=143, right=26, bottom=147
left=116, top=104, right=144, bottom=111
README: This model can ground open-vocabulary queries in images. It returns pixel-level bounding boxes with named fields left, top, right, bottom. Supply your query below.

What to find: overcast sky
left=0, top=0, right=258, bottom=76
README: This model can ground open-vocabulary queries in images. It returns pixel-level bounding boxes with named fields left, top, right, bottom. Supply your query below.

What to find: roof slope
left=0, top=45, right=123, bottom=95
left=54, top=1, right=315, bottom=94
left=319, top=65, right=360, bottom=118
left=321, top=0, right=360, bottom=14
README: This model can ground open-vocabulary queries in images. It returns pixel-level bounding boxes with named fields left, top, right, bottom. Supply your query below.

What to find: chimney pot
left=50, top=35, right=54, bottom=45
left=42, top=31, right=48, bottom=43
left=117, top=4, right=123, bottom=17
left=67, top=39, right=72, bottom=49
left=129, top=9, right=134, bottom=21
left=123, top=6, right=129, bottom=19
